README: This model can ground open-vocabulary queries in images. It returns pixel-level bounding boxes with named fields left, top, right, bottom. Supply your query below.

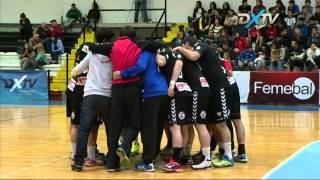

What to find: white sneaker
left=192, top=159, right=213, bottom=170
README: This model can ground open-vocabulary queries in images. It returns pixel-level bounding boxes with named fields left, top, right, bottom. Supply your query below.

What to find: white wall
left=0, top=0, right=316, bottom=24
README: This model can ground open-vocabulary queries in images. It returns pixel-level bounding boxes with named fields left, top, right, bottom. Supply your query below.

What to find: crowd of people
left=182, top=0, right=320, bottom=71
left=17, top=2, right=101, bottom=70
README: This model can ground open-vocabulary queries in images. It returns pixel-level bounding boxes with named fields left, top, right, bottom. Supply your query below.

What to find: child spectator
left=19, top=13, right=33, bottom=41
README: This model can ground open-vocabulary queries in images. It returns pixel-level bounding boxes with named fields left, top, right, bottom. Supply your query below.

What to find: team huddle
left=67, top=27, right=247, bottom=173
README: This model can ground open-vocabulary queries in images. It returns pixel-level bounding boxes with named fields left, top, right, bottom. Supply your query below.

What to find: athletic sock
left=185, top=145, right=192, bottom=156
left=87, top=146, right=95, bottom=160
left=222, top=142, right=232, bottom=159
left=172, top=147, right=183, bottom=163
left=238, top=144, right=246, bottom=155
left=201, top=147, right=211, bottom=160
left=71, top=143, right=77, bottom=159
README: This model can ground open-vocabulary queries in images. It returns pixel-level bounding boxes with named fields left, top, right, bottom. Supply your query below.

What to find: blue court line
left=263, top=141, right=320, bottom=180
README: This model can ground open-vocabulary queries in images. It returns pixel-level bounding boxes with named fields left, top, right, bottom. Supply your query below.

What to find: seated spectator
left=293, top=28, right=307, bottom=49
left=299, top=6, right=312, bottom=21
left=35, top=44, right=48, bottom=69
left=189, top=1, right=204, bottom=22
left=216, top=30, right=232, bottom=48
left=308, top=26, right=320, bottom=47
left=29, top=34, right=41, bottom=50
left=269, top=42, right=286, bottom=71
left=36, top=22, right=51, bottom=40
left=19, top=42, right=32, bottom=59
left=211, top=18, right=223, bottom=37
left=295, top=17, right=309, bottom=37
left=288, top=0, right=300, bottom=17
left=222, top=2, right=231, bottom=15
left=256, top=43, right=271, bottom=69
left=315, top=5, right=320, bottom=22
left=234, top=32, right=248, bottom=55
left=238, top=0, right=251, bottom=13
left=50, top=36, right=64, bottom=64
left=265, top=23, right=278, bottom=42
left=238, top=44, right=256, bottom=71
left=249, top=25, right=261, bottom=43
left=305, top=43, right=320, bottom=71
left=253, top=0, right=266, bottom=14
left=208, top=1, right=218, bottom=24
left=197, top=11, right=211, bottom=36
left=286, top=40, right=305, bottom=71
left=279, top=29, right=292, bottom=49
left=219, top=42, right=239, bottom=69
left=50, top=19, right=64, bottom=39
left=309, top=16, right=320, bottom=30
left=178, top=25, right=190, bottom=37
left=224, top=9, right=238, bottom=35
left=275, top=0, right=286, bottom=19
left=64, top=3, right=82, bottom=29
left=19, top=13, right=33, bottom=42
left=284, top=10, right=296, bottom=29
left=86, top=2, right=101, bottom=26
left=173, top=31, right=185, bottom=46
left=302, top=0, right=313, bottom=18
left=20, top=51, right=37, bottom=70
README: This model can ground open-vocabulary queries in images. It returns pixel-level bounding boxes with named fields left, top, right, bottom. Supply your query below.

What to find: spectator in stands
left=279, top=28, right=292, bottom=48
left=309, top=16, right=320, bottom=30
left=286, top=40, right=305, bottom=71
left=305, top=43, right=320, bottom=71
left=269, top=42, right=286, bottom=71
left=284, top=10, right=296, bottom=29
left=314, top=6, right=320, bottom=22
left=36, top=22, right=51, bottom=40
left=253, top=0, right=266, bottom=14
left=208, top=2, right=217, bottom=24
left=308, top=26, right=320, bottom=47
left=50, top=19, right=64, bottom=39
left=293, top=28, right=307, bottom=49
left=238, top=44, right=256, bottom=71
left=295, top=17, right=309, bottom=37
left=197, top=11, right=211, bottom=36
left=265, top=23, right=278, bottom=43
left=35, top=44, right=48, bottom=69
left=19, top=42, right=32, bottom=60
left=220, top=42, right=239, bottom=70
left=29, top=34, right=41, bottom=50
left=193, top=1, right=204, bottom=20
left=299, top=5, right=312, bottom=21
left=85, top=2, right=101, bottom=29
left=302, top=0, right=313, bottom=17
left=216, top=30, right=232, bottom=48
left=19, top=13, right=33, bottom=42
left=222, top=2, right=231, bottom=18
left=20, top=50, right=37, bottom=70
left=256, top=43, right=270, bottom=69
left=288, top=0, right=300, bottom=17
left=238, top=0, right=251, bottom=13
left=275, top=0, right=286, bottom=19
left=134, top=0, right=150, bottom=23
left=234, top=32, right=248, bottom=55
left=249, top=25, right=261, bottom=44
left=211, top=18, right=223, bottom=37
left=50, top=36, right=64, bottom=64
left=64, top=3, right=82, bottom=29
left=224, top=9, right=238, bottom=34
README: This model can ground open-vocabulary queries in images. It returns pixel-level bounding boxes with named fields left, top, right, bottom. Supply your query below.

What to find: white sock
left=223, top=142, right=232, bottom=159
left=71, top=143, right=77, bottom=159
left=87, top=146, right=95, bottom=160
left=201, top=147, right=211, bottom=160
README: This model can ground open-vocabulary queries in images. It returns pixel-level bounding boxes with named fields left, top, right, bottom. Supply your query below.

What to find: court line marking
left=262, top=140, right=320, bottom=179
left=0, top=111, right=64, bottom=122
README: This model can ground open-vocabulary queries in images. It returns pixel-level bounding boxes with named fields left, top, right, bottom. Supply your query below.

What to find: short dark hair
left=182, top=36, right=198, bottom=47
left=71, top=3, right=76, bottom=6
left=311, top=26, right=318, bottom=30
left=20, top=13, right=26, bottom=18
left=95, top=28, right=114, bottom=43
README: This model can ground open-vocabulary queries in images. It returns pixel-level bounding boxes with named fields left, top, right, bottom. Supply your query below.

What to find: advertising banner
left=0, top=70, right=48, bottom=103
left=248, top=72, right=319, bottom=105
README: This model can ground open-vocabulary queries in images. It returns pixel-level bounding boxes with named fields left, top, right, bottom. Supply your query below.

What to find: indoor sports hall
left=0, top=0, right=319, bottom=179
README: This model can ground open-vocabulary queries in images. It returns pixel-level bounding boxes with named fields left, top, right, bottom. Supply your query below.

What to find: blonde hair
left=37, top=44, right=46, bottom=53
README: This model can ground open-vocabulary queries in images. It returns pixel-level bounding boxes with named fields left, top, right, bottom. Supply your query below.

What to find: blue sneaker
left=235, top=154, right=248, bottom=163
left=134, top=161, right=155, bottom=172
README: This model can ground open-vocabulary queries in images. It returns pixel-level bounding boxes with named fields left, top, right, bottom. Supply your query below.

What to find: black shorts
left=191, top=91, right=210, bottom=124
left=229, top=83, right=241, bottom=120
left=207, top=86, right=231, bottom=124
left=69, top=85, right=85, bottom=125
left=168, top=95, right=192, bottom=125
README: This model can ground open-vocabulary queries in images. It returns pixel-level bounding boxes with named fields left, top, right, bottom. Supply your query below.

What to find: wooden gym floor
left=0, top=105, right=319, bottom=179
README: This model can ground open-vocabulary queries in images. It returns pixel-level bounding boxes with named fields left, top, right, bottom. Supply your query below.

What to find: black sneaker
left=180, top=155, right=193, bottom=165
left=71, top=163, right=83, bottom=172
left=192, top=151, right=205, bottom=165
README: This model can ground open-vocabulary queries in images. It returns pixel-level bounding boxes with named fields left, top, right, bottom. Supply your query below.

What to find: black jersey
left=193, top=41, right=229, bottom=88
left=179, top=52, right=210, bottom=92
left=160, top=48, right=192, bottom=97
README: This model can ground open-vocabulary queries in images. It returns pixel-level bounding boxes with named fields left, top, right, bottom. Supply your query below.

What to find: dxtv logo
left=1, top=75, right=38, bottom=92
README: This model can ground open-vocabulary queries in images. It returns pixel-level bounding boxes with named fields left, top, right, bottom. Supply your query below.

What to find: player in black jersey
left=158, top=47, right=193, bottom=172
left=173, top=37, right=234, bottom=167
